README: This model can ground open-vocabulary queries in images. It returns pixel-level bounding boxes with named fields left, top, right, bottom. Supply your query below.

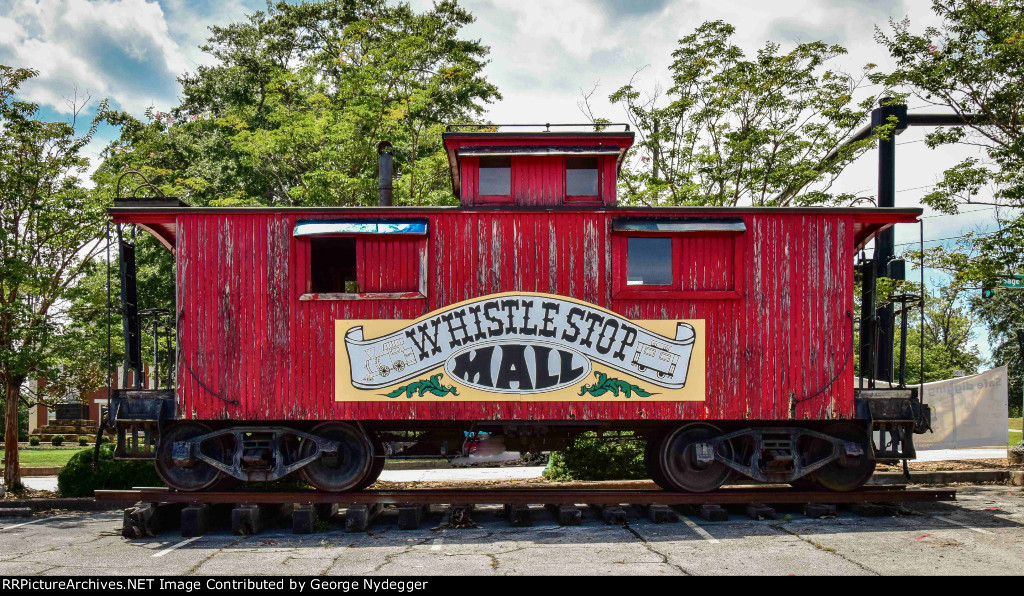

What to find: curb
left=870, top=470, right=1024, bottom=486
left=21, top=467, right=62, bottom=477
left=0, top=498, right=134, bottom=512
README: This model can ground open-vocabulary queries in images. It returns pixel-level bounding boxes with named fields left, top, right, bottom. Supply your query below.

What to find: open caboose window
left=310, top=237, right=358, bottom=293
left=296, top=219, right=428, bottom=299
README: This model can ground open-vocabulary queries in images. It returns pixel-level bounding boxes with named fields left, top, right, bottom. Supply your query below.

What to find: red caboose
left=108, top=125, right=927, bottom=493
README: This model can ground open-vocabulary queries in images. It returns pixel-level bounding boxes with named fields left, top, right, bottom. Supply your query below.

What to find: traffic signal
left=982, top=286, right=996, bottom=299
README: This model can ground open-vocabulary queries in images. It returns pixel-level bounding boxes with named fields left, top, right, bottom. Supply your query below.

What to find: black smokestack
left=377, top=141, right=393, bottom=206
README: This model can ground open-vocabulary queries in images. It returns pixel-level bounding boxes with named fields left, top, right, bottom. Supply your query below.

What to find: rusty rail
left=96, top=485, right=955, bottom=506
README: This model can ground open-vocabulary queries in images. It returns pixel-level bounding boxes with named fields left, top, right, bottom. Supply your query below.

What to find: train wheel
left=354, top=432, right=386, bottom=490
left=644, top=434, right=669, bottom=488
left=155, top=422, right=225, bottom=492
left=300, top=423, right=373, bottom=492
left=806, top=423, right=875, bottom=492
left=658, top=424, right=734, bottom=493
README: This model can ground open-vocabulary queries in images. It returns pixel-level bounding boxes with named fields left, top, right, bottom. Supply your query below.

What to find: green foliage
left=889, top=285, right=984, bottom=385
left=57, top=444, right=162, bottom=497
left=28, top=436, right=39, bottom=447
left=0, top=65, right=107, bottom=486
left=543, top=432, right=646, bottom=481
left=50, top=435, right=64, bottom=447
left=383, top=374, right=458, bottom=398
left=93, top=0, right=500, bottom=207
left=577, top=372, right=653, bottom=398
left=78, top=437, right=89, bottom=446
left=876, top=0, right=1024, bottom=282
left=968, top=290, right=1024, bottom=416
left=594, top=20, right=886, bottom=207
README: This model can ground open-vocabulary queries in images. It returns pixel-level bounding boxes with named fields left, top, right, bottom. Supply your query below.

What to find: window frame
left=296, top=232, right=428, bottom=301
left=563, top=156, right=602, bottom=204
left=475, top=156, right=513, bottom=205
left=612, top=229, right=745, bottom=300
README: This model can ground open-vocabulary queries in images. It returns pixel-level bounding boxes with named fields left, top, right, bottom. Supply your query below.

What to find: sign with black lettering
left=335, top=292, right=705, bottom=402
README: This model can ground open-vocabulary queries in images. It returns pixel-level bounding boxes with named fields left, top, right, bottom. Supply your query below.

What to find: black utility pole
left=872, top=99, right=909, bottom=383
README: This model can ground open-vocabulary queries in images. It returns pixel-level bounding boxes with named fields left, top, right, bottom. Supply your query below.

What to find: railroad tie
left=589, top=504, right=627, bottom=525
left=440, top=504, right=476, bottom=529
left=397, top=505, right=431, bottom=530
left=180, top=504, right=211, bottom=538
left=122, top=502, right=184, bottom=539
left=232, top=503, right=290, bottom=536
left=803, top=503, right=837, bottom=519
left=545, top=504, right=582, bottom=526
left=502, top=504, right=533, bottom=527
left=293, top=503, right=339, bottom=534
left=745, top=503, right=777, bottom=521
left=345, top=503, right=384, bottom=533
left=698, top=504, right=728, bottom=522
left=643, top=504, right=680, bottom=524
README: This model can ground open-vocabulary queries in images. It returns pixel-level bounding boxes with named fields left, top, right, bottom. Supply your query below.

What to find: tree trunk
left=4, top=381, right=21, bottom=488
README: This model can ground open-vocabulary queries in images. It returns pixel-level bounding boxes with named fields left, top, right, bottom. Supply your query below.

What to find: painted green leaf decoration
left=383, top=374, right=459, bottom=399
left=578, top=372, right=655, bottom=399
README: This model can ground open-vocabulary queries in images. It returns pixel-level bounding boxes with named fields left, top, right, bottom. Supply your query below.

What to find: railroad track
left=97, top=485, right=956, bottom=538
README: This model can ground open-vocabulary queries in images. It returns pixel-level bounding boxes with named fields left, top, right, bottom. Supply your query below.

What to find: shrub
left=50, top=435, right=64, bottom=446
left=57, top=444, right=163, bottom=497
left=543, top=432, right=647, bottom=481
left=29, top=436, right=40, bottom=446
left=78, top=437, right=89, bottom=446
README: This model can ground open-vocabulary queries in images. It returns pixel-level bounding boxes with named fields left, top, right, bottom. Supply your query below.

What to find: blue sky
left=0, top=0, right=1009, bottom=358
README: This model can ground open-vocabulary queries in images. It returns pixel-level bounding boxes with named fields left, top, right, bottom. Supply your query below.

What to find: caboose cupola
left=442, top=125, right=634, bottom=207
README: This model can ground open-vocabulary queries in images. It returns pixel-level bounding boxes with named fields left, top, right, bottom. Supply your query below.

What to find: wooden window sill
left=300, top=292, right=426, bottom=301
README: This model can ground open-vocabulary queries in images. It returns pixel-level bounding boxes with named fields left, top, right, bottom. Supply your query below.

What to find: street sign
left=1000, top=275, right=1024, bottom=289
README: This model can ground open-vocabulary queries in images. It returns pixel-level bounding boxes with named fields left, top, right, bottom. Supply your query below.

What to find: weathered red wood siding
left=174, top=208, right=858, bottom=423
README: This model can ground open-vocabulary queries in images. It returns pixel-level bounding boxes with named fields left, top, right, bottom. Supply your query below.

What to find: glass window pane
left=566, top=157, right=599, bottom=196
left=479, top=156, right=510, bottom=195
left=626, top=237, right=673, bottom=286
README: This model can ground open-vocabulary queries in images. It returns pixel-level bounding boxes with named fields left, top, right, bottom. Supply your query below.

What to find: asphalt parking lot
left=1, top=485, right=1023, bottom=575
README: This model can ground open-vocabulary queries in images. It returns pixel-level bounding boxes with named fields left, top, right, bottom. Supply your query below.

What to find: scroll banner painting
left=334, top=292, right=706, bottom=402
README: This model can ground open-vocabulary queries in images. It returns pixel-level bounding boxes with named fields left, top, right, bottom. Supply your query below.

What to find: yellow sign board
left=334, top=292, right=705, bottom=402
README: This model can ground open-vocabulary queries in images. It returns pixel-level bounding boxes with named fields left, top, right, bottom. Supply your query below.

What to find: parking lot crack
left=623, top=523, right=693, bottom=576
left=184, top=537, right=246, bottom=575
left=770, top=523, right=880, bottom=575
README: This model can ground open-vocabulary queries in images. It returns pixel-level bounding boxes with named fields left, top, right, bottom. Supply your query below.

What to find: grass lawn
left=11, top=446, right=86, bottom=468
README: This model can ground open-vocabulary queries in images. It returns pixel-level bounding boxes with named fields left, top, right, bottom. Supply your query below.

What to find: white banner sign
left=916, top=366, right=1009, bottom=450
left=342, top=294, right=697, bottom=393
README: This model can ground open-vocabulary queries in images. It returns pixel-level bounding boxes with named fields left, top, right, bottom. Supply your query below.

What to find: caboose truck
left=104, top=124, right=930, bottom=493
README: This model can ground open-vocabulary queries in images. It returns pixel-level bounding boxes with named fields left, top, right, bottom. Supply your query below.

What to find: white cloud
left=0, top=0, right=189, bottom=115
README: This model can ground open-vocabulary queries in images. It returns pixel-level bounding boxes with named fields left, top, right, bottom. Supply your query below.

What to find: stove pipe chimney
left=377, top=141, right=393, bottom=206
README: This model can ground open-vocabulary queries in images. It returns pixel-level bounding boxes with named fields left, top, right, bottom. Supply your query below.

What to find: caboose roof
left=109, top=203, right=920, bottom=253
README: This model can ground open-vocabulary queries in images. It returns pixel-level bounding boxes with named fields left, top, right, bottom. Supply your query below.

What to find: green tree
left=970, top=290, right=1024, bottom=415
left=876, top=0, right=1024, bottom=282
left=899, top=286, right=985, bottom=384
left=584, top=21, right=889, bottom=206
left=94, top=0, right=500, bottom=207
left=0, top=66, right=107, bottom=487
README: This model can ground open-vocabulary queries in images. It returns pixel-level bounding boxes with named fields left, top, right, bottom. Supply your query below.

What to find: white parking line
left=930, top=515, right=995, bottom=535
left=0, top=517, right=49, bottom=531
left=681, top=516, right=719, bottom=543
left=152, top=536, right=202, bottom=557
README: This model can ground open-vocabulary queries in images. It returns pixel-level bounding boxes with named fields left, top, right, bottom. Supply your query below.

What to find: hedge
left=57, top=444, right=163, bottom=497
left=543, top=432, right=647, bottom=481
